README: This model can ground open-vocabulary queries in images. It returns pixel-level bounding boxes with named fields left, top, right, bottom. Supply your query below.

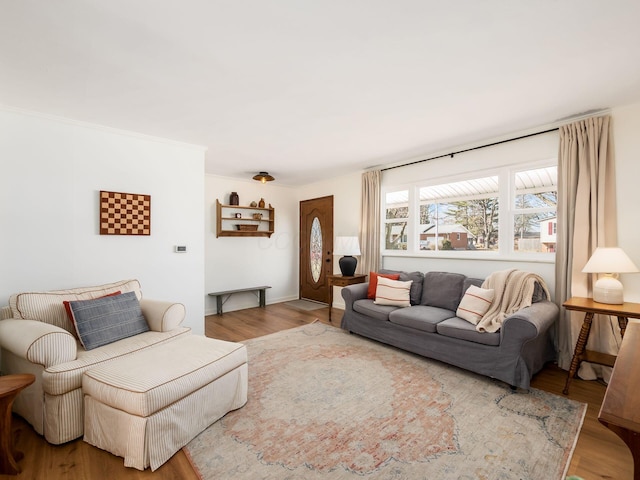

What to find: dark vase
left=230, top=192, right=239, bottom=205
left=258, top=198, right=265, bottom=208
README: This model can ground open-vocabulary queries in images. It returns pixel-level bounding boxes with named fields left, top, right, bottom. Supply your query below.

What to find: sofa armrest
left=0, top=319, right=77, bottom=367
left=140, top=298, right=185, bottom=332
left=501, top=300, right=559, bottom=343
left=341, top=283, right=369, bottom=311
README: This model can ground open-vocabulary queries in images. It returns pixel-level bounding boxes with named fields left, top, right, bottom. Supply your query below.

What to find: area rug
left=184, top=323, right=586, bottom=480
left=284, top=299, right=327, bottom=311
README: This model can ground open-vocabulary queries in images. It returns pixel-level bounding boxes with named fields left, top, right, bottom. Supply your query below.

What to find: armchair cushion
left=70, top=292, right=149, bottom=350
left=9, top=279, right=142, bottom=337
left=0, top=319, right=77, bottom=367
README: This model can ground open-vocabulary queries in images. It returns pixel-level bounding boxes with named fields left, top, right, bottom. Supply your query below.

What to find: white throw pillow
left=374, top=276, right=412, bottom=307
left=457, top=285, right=495, bottom=325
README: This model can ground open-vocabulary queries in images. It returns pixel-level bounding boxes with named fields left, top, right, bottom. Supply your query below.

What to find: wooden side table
left=0, top=374, right=35, bottom=475
left=562, top=297, right=640, bottom=394
left=599, top=321, right=640, bottom=479
left=327, top=274, right=367, bottom=323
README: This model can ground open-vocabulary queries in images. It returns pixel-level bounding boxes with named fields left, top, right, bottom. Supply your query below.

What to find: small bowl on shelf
left=252, top=213, right=263, bottom=220
left=236, top=224, right=259, bottom=231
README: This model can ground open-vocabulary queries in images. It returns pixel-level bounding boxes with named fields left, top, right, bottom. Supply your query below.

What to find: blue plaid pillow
left=70, top=291, right=149, bottom=350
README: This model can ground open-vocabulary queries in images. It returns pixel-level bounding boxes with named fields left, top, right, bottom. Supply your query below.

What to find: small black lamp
left=334, top=236, right=361, bottom=276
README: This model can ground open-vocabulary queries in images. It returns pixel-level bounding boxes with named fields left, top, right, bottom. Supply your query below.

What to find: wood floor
left=4, top=303, right=632, bottom=480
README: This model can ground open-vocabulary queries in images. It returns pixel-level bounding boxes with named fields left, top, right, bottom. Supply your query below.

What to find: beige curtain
left=359, top=170, right=381, bottom=274
left=555, top=115, right=619, bottom=380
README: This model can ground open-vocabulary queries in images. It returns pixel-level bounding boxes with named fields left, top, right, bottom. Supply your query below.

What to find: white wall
left=611, top=102, right=640, bottom=302
left=0, top=108, right=206, bottom=334
left=204, top=175, right=299, bottom=314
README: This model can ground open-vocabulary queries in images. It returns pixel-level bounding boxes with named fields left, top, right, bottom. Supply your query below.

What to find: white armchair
left=0, top=280, right=189, bottom=444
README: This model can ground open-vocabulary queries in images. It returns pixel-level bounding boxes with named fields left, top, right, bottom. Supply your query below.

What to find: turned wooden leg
left=0, top=394, right=20, bottom=475
left=563, top=312, right=594, bottom=395
left=618, top=316, right=629, bottom=339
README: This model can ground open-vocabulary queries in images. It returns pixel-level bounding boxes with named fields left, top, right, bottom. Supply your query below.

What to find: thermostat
left=175, top=245, right=187, bottom=253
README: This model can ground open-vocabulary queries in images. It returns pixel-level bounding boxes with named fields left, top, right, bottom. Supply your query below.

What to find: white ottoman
left=82, top=335, right=248, bottom=470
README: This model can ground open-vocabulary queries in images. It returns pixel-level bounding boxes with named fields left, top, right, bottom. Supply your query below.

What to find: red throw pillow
left=63, top=291, right=122, bottom=325
left=367, top=272, right=401, bottom=299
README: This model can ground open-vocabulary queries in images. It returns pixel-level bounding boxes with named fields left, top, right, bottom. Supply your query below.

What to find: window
left=512, top=166, right=557, bottom=253
left=385, top=190, right=408, bottom=250
left=418, top=176, right=499, bottom=251
left=383, top=163, right=557, bottom=257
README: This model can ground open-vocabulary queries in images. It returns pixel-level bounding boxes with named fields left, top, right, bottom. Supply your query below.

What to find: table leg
left=0, top=395, right=21, bottom=475
left=216, top=296, right=223, bottom=315
left=259, top=289, right=266, bottom=308
left=328, top=282, right=333, bottom=323
left=563, top=311, right=595, bottom=395
left=618, top=316, right=629, bottom=339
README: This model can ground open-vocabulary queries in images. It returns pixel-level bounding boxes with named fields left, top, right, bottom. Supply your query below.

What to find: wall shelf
left=216, top=199, right=275, bottom=237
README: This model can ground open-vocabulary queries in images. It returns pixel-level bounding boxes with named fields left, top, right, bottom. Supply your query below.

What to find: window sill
left=382, top=250, right=555, bottom=264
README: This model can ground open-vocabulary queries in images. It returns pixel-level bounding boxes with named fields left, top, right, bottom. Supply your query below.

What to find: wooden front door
left=299, top=196, right=334, bottom=303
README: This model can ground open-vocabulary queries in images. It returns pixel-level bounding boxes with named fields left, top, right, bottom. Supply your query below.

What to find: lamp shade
left=582, top=247, right=638, bottom=304
left=582, top=247, right=639, bottom=274
left=252, top=172, right=275, bottom=183
left=334, top=236, right=361, bottom=256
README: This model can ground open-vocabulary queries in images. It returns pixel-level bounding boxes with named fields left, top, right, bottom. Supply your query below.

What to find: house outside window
left=385, top=190, right=408, bottom=250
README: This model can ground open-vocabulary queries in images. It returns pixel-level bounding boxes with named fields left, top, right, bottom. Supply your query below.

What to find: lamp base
left=592, top=275, right=624, bottom=304
left=339, top=256, right=357, bottom=277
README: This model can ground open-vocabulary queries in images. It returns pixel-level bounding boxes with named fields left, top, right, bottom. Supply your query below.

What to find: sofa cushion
left=436, top=317, right=500, bottom=346
left=9, top=279, right=142, bottom=337
left=380, top=270, right=424, bottom=305
left=389, top=306, right=456, bottom=333
left=70, top=292, right=150, bottom=350
left=374, top=277, right=412, bottom=307
left=420, top=272, right=466, bottom=311
left=456, top=285, right=495, bottom=325
left=367, top=272, right=400, bottom=299
left=462, top=277, right=483, bottom=292
left=353, top=299, right=398, bottom=322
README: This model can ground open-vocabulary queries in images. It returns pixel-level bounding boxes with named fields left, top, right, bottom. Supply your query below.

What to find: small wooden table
left=599, top=321, right=640, bottom=479
left=328, top=274, right=367, bottom=323
left=562, top=297, right=640, bottom=394
left=0, top=374, right=35, bottom=475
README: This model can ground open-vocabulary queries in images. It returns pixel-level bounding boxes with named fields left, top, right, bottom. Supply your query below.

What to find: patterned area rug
left=184, top=323, right=586, bottom=479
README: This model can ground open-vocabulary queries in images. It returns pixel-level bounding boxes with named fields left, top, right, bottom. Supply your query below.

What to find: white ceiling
left=2, top=1, right=640, bottom=186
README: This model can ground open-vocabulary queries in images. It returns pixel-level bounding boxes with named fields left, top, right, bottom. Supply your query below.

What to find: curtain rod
left=381, top=127, right=559, bottom=172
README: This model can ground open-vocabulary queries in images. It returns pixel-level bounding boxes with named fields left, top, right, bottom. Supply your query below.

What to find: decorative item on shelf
left=334, top=236, right=361, bottom=277
left=229, top=192, right=239, bottom=205
left=235, top=213, right=242, bottom=219
left=582, top=247, right=639, bottom=304
left=258, top=198, right=265, bottom=208
left=250, top=201, right=258, bottom=207
left=252, top=213, right=263, bottom=220
left=252, top=172, right=275, bottom=183
left=236, top=224, right=259, bottom=231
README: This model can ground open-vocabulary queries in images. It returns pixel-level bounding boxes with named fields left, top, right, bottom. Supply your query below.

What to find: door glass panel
left=310, top=217, right=322, bottom=282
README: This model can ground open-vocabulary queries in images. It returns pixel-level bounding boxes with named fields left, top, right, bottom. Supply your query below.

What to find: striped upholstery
left=43, top=327, right=190, bottom=395
left=83, top=335, right=249, bottom=470
left=9, top=279, right=142, bottom=336
left=0, top=280, right=188, bottom=445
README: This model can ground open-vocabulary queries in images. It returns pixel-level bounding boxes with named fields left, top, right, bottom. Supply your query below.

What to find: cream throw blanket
left=476, top=269, right=550, bottom=333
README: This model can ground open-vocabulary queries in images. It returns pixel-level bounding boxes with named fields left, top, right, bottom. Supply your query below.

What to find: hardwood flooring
left=4, top=303, right=631, bottom=479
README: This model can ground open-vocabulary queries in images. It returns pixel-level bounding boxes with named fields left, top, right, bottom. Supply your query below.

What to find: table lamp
left=334, top=236, right=361, bottom=276
left=582, top=247, right=639, bottom=304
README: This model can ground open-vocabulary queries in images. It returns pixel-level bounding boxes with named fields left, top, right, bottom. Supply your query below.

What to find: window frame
left=381, top=159, right=556, bottom=263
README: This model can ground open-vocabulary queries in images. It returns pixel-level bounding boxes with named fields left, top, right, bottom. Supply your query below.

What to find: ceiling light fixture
left=252, top=172, right=275, bottom=183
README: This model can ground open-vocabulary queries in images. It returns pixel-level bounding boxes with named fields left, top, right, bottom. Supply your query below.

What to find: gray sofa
left=340, top=271, right=558, bottom=390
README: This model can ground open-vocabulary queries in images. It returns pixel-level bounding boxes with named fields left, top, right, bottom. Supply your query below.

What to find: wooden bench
left=208, top=286, right=271, bottom=315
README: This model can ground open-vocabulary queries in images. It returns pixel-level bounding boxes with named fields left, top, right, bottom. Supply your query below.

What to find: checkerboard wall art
left=99, top=190, right=151, bottom=236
